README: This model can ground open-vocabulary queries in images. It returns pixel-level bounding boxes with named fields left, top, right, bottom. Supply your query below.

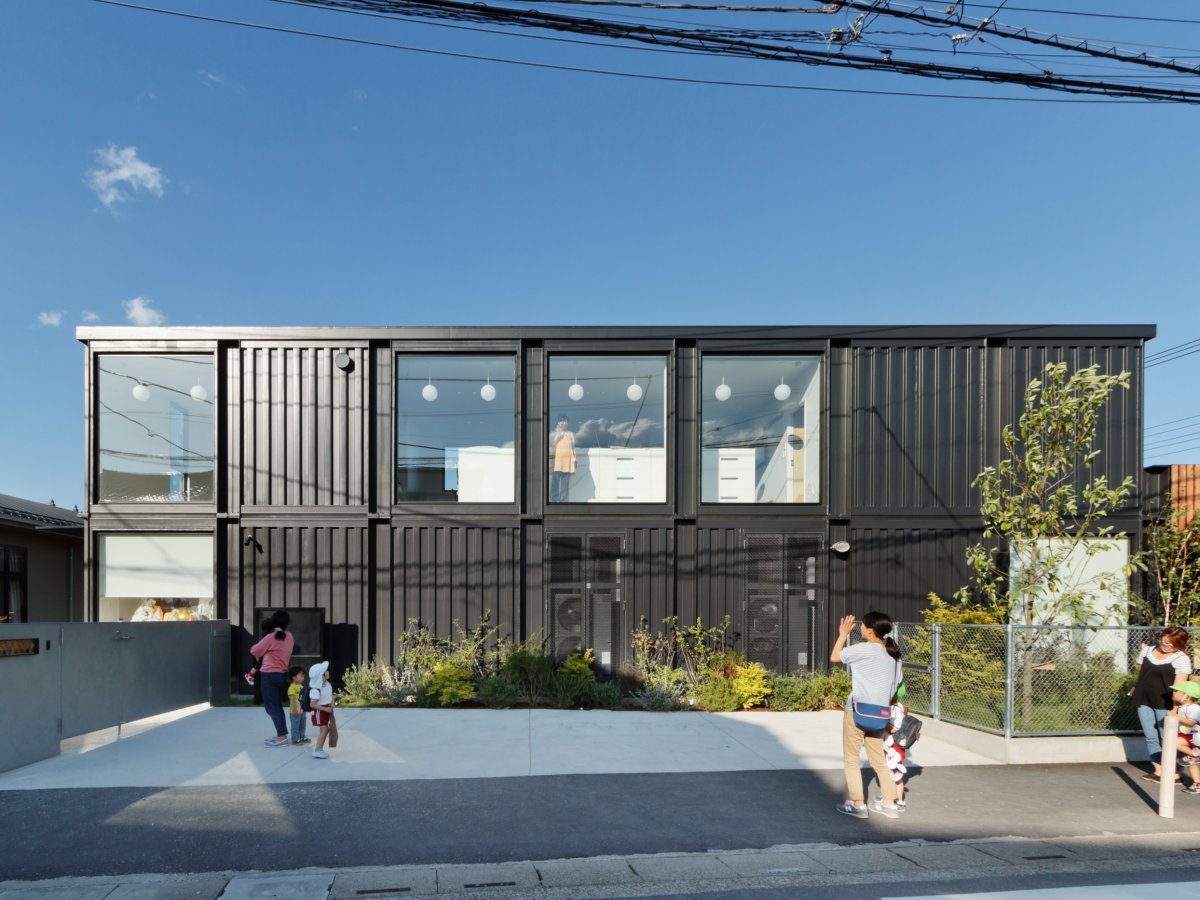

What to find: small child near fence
left=1172, top=682, right=1200, bottom=794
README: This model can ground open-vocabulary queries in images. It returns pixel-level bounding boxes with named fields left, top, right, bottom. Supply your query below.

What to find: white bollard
left=1159, top=714, right=1179, bottom=819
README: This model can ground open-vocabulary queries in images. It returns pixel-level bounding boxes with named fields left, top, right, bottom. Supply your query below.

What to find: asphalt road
left=5, top=763, right=1200, bottom=882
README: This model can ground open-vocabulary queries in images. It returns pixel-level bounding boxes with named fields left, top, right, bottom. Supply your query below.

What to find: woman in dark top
left=1130, top=626, right=1193, bottom=782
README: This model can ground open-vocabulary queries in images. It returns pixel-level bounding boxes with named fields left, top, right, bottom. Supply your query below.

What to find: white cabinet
left=702, top=448, right=756, bottom=503
left=578, top=447, right=666, bottom=503
left=454, top=446, right=515, bottom=502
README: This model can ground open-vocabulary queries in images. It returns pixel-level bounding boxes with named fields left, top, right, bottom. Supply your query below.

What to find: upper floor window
left=395, top=355, right=516, bottom=503
left=701, top=356, right=821, bottom=504
left=97, top=355, right=215, bottom=503
left=548, top=356, right=667, bottom=504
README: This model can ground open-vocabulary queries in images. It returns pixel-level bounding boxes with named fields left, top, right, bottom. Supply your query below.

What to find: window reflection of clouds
left=701, top=356, right=820, bottom=504
left=97, top=355, right=215, bottom=502
left=395, top=355, right=516, bottom=502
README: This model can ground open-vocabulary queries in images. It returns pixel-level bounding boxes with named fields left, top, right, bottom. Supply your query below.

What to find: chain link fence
left=893, top=624, right=1200, bottom=737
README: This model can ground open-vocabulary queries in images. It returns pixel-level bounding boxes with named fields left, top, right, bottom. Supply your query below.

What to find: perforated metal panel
left=546, top=533, right=624, bottom=673
left=744, top=533, right=823, bottom=673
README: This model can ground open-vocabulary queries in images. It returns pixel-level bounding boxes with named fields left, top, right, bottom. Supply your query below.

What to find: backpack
left=893, top=713, right=922, bottom=749
left=300, top=683, right=312, bottom=713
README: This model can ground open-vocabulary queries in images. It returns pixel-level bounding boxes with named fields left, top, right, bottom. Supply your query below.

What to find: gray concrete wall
left=1, top=621, right=230, bottom=774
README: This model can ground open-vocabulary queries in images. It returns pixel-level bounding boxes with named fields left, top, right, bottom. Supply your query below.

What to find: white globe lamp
left=714, top=378, right=731, bottom=402
left=422, top=380, right=438, bottom=402
left=190, top=383, right=209, bottom=402
left=132, top=382, right=150, bottom=402
left=626, top=381, right=644, bottom=402
left=774, top=379, right=791, bottom=402
left=480, top=381, right=496, bottom=402
left=568, top=379, right=584, bottom=401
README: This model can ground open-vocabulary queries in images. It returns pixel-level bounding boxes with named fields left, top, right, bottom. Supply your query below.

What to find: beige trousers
left=842, top=708, right=898, bottom=805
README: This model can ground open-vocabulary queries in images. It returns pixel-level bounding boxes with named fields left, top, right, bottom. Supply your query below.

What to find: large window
left=395, top=356, right=516, bottom=503
left=98, top=533, right=214, bottom=622
left=548, top=356, right=667, bottom=504
left=701, top=356, right=821, bottom=504
left=0, top=545, right=27, bottom=623
left=97, top=355, right=215, bottom=502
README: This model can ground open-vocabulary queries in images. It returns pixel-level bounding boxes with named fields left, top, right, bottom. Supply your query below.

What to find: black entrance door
left=546, top=533, right=625, bottom=674
left=744, top=533, right=821, bottom=673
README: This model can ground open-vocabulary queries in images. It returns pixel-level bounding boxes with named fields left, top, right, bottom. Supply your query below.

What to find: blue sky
left=3, top=0, right=1199, bottom=510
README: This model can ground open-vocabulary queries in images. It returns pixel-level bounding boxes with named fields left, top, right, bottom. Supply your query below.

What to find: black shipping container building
left=75, top=325, right=1153, bottom=684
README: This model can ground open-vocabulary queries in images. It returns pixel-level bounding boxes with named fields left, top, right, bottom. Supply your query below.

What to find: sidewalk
left=2, top=705, right=1199, bottom=898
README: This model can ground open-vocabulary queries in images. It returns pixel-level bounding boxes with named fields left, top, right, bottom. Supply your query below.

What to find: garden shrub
left=501, top=636, right=554, bottom=705
left=546, top=650, right=596, bottom=709
left=691, top=673, right=742, bottom=711
left=338, top=656, right=417, bottom=706
left=731, top=662, right=771, bottom=709
left=767, top=670, right=851, bottom=711
left=632, top=666, right=689, bottom=710
left=584, top=681, right=623, bottom=709
left=477, top=675, right=522, bottom=709
left=415, top=660, right=476, bottom=707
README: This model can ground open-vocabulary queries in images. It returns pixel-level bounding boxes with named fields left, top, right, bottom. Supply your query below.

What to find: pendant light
left=626, top=378, right=644, bottom=402
left=568, top=377, right=584, bottom=401
left=422, top=377, right=438, bottom=402
left=714, top=376, right=731, bottom=402
left=190, top=378, right=209, bottom=402
left=773, top=377, right=791, bottom=402
left=132, top=382, right=150, bottom=402
left=480, top=376, right=496, bottom=402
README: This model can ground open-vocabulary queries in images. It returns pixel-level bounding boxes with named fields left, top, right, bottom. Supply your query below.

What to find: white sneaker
left=311, top=749, right=329, bottom=759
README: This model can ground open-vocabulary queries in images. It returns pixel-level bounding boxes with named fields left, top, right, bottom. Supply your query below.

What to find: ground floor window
left=98, top=533, right=215, bottom=621
left=0, top=545, right=28, bottom=623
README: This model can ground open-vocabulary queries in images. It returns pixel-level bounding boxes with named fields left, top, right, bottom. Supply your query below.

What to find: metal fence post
left=931, top=623, right=941, bottom=720
left=1004, top=623, right=1015, bottom=739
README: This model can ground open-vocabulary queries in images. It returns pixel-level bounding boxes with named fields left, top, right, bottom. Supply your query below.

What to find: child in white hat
left=308, top=661, right=335, bottom=760
left=1171, top=681, right=1200, bottom=794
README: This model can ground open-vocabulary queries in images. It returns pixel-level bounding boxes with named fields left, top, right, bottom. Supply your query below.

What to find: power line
left=1146, top=336, right=1200, bottom=363
left=1145, top=429, right=1200, bottom=452
left=1146, top=346, right=1200, bottom=369
left=90, top=0, right=1162, bottom=102
left=1146, top=412, right=1200, bottom=433
left=282, top=0, right=1200, bottom=101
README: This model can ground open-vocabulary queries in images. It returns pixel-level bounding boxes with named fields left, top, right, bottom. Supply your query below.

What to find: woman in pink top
left=249, top=609, right=295, bottom=747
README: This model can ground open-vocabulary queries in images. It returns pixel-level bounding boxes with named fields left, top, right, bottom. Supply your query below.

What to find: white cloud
left=87, top=144, right=167, bottom=209
left=38, top=311, right=65, bottom=327
left=81, top=310, right=100, bottom=323
left=200, top=70, right=225, bottom=87
left=123, top=297, right=166, bottom=327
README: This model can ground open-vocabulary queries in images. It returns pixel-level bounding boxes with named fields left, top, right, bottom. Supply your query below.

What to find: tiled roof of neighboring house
left=0, top=493, right=84, bottom=530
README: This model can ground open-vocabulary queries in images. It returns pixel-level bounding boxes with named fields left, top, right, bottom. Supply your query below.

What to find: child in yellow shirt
left=287, top=666, right=310, bottom=745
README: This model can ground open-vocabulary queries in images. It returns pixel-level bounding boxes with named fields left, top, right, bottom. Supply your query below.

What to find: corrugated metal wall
left=377, top=523, right=522, bottom=660
left=852, top=343, right=985, bottom=514
left=230, top=523, right=370, bottom=671
left=848, top=525, right=981, bottom=623
left=236, top=345, right=369, bottom=508
left=1009, top=342, right=1142, bottom=510
left=626, top=526, right=674, bottom=636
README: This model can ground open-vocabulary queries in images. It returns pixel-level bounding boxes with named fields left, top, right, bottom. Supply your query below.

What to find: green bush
left=415, top=660, right=476, bottom=707
left=338, top=658, right=385, bottom=706
left=338, top=656, right=417, bottom=707
left=547, top=650, right=596, bottom=709
left=632, top=667, right=689, bottom=710
left=767, top=670, right=851, bottom=711
left=732, top=662, right=771, bottom=709
left=477, top=675, right=522, bottom=709
left=584, top=681, right=623, bottom=709
left=501, top=637, right=555, bottom=706
left=691, top=674, right=743, bottom=711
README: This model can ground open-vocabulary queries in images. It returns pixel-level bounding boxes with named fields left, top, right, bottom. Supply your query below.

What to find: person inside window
left=549, top=415, right=576, bottom=502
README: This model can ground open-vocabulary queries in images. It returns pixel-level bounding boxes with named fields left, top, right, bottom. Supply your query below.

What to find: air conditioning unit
left=551, top=591, right=584, bottom=660
left=746, top=589, right=781, bottom=670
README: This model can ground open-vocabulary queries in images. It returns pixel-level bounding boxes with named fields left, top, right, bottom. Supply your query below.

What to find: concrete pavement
left=3, top=704, right=1199, bottom=898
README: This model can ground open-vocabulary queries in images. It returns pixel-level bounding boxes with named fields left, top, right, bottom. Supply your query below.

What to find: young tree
left=955, top=362, right=1142, bottom=722
left=1138, top=494, right=1200, bottom=626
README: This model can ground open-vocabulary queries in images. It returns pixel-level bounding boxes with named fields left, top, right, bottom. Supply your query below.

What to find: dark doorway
left=744, top=533, right=822, bottom=673
left=546, top=533, right=625, bottom=675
